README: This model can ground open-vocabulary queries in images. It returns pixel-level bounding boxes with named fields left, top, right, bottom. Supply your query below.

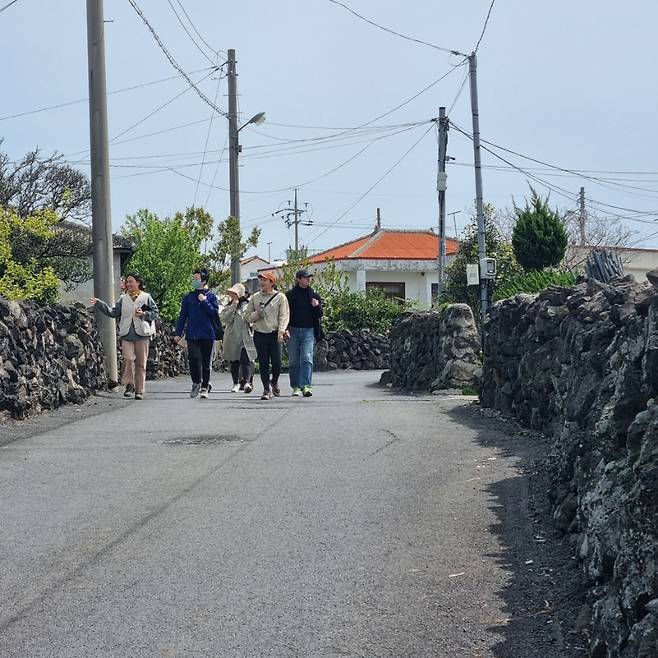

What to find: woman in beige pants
left=91, top=272, right=159, bottom=400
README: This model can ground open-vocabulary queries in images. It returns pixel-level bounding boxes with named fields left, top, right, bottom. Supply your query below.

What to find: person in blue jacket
left=174, top=268, right=222, bottom=399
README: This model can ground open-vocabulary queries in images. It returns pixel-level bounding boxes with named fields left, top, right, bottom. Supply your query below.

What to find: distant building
left=567, top=244, right=658, bottom=282
left=240, top=255, right=272, bottom=281
left=308, top=229, right=459, bottom=308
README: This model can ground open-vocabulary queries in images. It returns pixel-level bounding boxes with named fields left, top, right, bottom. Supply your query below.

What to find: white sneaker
left=231, top=384, right=240, bottom=393
left=200, top=387, right=209, bottom=399
left=244, top=382, right=253, bottom=394
left=292, top=387, right=302, bottom=397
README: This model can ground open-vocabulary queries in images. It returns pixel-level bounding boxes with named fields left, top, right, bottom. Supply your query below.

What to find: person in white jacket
left=91, top=272, right=158, bottom=400
left=220, top=283, right=256, bottom=393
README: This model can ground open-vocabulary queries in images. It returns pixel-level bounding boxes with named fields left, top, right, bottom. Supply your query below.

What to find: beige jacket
left=244, top=291, right=290, bottom=334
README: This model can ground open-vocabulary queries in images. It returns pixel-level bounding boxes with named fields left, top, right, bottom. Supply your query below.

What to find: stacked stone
left=0, top=298, right=106, bottom=419
left=386, top=306, right=482, bottom=392
left=314, top=329, right=390, bottom=371
left=482, top=273, right=658, bottom=657
left=145, top=320, right=189, bottom=380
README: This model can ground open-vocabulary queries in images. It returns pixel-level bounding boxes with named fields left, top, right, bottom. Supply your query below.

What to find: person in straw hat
left=220, top=282, right=256, bottom=393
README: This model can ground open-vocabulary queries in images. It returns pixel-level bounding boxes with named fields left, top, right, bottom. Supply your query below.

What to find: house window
left=366, top=281, right=406, bottom=303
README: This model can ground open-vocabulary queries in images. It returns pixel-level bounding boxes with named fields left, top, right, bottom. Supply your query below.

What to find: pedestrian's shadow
left=446, top=402, right=586, bottom=658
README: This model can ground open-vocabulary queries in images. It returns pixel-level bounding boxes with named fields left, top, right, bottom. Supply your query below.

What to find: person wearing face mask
left=174, top=268, right=222, bottom=399
left=90, top=272, right=158, bottom=400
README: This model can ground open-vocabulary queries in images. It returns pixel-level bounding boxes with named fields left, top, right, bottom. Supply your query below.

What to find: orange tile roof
left=309, top=230, right=459, bottom=263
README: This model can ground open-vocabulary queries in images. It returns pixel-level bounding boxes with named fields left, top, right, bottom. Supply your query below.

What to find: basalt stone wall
left=387, top=304, right=482, bottom=392
left=314, top=329, right=389, bottom=371
left=482, top=275, right=658, bottom=658
left=0, top=297, right=107, bottom=420
left=146, top=320, right=189, bottom=380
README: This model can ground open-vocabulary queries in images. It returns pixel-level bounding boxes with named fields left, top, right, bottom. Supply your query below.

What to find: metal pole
left=228, top=48, right=241, bottom=284
left=437, top=106, right=448, bottom=302
left=267, top=241, right=272, bottom=262
left=86, top=0, right=118, bottom=384
left=579, top=186, right=586, bottom=243
left=468, top=52, right=488, bottom=317
left=293, top=188, right=299, bottom=252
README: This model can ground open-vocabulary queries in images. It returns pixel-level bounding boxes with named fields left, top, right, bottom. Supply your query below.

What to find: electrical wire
left=111, top=69, right=216, bottom=143
left=307, top=123, right=436, bottom=245
left=174, top=0, right=222, bottom=57
left=326, top=0, right=462, bottom=55
left=0, top=67, right=214, bottom=122
left=166, top=0, right=217, bottom=66
left=126, top=0, right=228, bottom=118
left=474, top=0, right=497, bottom=53
left=204, top=134, right=229, bottom=207
left=194, top=65, right=224, bottom=205
left=450, top=124, right=658, bottom=226
left=448, top=67, right=469, bottom=115
left=0, top=0, right=20, bottom=13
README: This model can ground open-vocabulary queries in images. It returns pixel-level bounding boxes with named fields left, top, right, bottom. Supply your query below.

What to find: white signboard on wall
left=466, top=264, right=479, bottom=286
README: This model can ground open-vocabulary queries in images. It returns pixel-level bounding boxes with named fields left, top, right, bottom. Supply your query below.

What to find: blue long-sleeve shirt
left=174, top=289, right=221, bottom=341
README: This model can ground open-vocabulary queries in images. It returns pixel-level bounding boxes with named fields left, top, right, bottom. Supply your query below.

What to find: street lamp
left=227, top=48, right=266, bottom=284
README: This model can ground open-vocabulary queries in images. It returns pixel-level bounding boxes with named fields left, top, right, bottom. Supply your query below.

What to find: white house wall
left=58, top=254, right=124, bottom=305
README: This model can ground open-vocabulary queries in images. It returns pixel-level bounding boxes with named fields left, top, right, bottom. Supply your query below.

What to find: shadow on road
left=446, top=402, right=588, bottom=658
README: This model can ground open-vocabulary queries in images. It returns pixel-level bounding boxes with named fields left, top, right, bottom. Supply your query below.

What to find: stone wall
left=387, top=304, right=482, bottom=392
left=0, top=298, right=106, bottom=420
left=314, top=329, right=389, bottom=371
left=482, top=275, right=658, bottom=658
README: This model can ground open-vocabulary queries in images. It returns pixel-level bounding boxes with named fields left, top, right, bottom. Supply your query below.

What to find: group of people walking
left=90, top=268, right=323, bottom=402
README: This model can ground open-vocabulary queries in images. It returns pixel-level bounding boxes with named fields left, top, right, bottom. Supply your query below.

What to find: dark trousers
left=230, top=347, right=253, bottom=385
left=187, top=339, right=214, bottom=387
left=253, top=331, right=281, bottom=391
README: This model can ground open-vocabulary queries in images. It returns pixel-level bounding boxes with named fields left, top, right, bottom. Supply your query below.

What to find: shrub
left=493, top=269, right=576, bottom=302
left=323, top=289, right=410, bottom=334
left=512, top=188, right=568, bottom=271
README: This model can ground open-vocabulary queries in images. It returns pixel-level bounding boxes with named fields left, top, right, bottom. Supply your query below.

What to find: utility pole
left=448, top=210, right=461, bottom=238
left=272, top=188, right=310, bottom=253
left=267, top=241, right=272, bottom=263
left=579, top=186, right=587, bottom=244
left=468, top=51, right=489, bottom=318
left=86, top=0, right=118, bottom=384
left=436, top=106, right=449, bottom=302
left=227, top=48, right=241, bottom=284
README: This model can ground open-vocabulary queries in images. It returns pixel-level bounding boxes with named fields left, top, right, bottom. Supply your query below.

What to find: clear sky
left=2, top=0, right=658, bottom=261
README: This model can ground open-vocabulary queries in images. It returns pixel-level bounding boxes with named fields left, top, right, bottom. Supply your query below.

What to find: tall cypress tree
left=512, top=188, right=568, bottom=271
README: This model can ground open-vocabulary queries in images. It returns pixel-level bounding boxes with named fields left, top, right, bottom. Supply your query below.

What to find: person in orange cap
left=243, top=270, right=290, bottom=400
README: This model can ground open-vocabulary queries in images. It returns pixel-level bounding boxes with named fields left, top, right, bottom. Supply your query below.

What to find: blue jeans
left=288, top=327, right=315, bottom=389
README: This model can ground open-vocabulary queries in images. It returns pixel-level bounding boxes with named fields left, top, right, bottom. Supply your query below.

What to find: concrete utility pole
left=468, top=52, right=489, bottom=317
left=579, top=186, right=587, bottom=244
left=86, top=0, right=118, bottom=384
left=227, top=48, right=241, bottom=285
left=267, top=241, right=272, bottom=263
left=436, top=106, right=449, bottom=302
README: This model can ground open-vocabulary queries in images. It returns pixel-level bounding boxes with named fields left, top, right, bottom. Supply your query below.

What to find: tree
left=0, top=146, right=91, bottom=223
left=442, top=205, right=523, bottom=313
left=204, top=215, right=260, bottom=290
left=123, top=209, right=203, bottom=322
left=512, top=188, right=568, bottom=271
left=0, top=208, right=59, bottom=303
left=1, top=146, right=95, bottom=290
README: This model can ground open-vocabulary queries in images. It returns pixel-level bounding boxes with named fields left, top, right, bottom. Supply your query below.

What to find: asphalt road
left=0, top=371, right=569, bottom=657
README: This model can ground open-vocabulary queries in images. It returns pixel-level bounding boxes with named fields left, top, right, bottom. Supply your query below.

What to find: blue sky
left=2, top=0, right=658, bottom=260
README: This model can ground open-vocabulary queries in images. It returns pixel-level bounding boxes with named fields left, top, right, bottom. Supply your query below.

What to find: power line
left=126, top=0, right=228, bottom=118
left=326, top=0, right=461, bottom=55
left=0, top=0, right=20, bottom=13
left=111, top=69, right=216, bottom=143
left=174, top=0, right=221, bottom=57
left=307, top=123, right=435, bottom=245
left=448, top=68, right=469, bottom=115
left=0, top=67, right=214, bottom=122
left=194, top=64, right=224, bottom=205
left=166, top=0, right=217, bottom=66
left=474, top=0, right=497, bottom=53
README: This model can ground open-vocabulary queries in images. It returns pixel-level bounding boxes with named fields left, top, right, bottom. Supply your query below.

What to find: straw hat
left=226, top=282, right=246, bottom=297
